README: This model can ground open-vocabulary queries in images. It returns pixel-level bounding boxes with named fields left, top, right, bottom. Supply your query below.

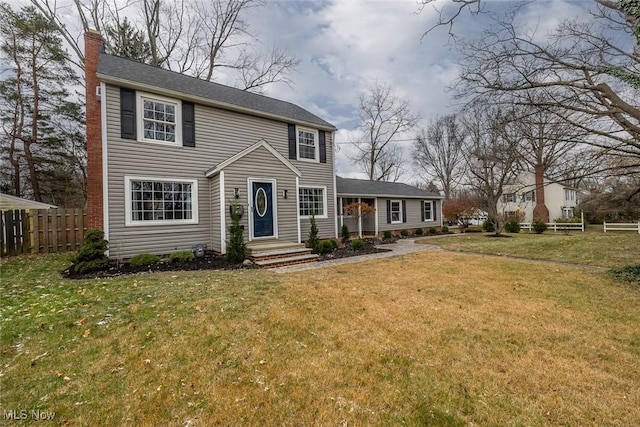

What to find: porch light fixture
left=234, top=188, right=240, bottom=199
left=283, top=189, right=288, bottom=199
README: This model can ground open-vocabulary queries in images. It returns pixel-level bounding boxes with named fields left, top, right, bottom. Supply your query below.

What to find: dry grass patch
left=1, top=252, right=639, bottom=425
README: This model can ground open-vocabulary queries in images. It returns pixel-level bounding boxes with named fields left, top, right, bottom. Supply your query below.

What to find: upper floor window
left=138, top=93, right=182, bottom=145
left=297, top=127, right=318, bottom=161
left=564, top=189, right=576, bottom=202
left=523, top=190, right=535, bottom=202
left=503, top=193, right=517, bottom=203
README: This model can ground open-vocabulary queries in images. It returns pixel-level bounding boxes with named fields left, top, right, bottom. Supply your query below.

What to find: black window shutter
left=288, top=124, right=297, bottom=159
left=182, top=102, right=195, bottom=147
left=433, top=201, right=437, bottom=221
left=402, top=200, right=407, bottom=223
left=386, top=200, right=391, bottom=224
left=120, top=88, right=136, bottom=139
left=319, top=130, right=326, bottom=163
left=421, top=201, right=425, bottom=222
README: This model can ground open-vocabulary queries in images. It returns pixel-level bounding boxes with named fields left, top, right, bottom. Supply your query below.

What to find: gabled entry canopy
left=205, top=139, right=302, bottom=178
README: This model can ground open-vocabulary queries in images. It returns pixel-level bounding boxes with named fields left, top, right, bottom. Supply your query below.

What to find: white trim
left=296, top=177, right=301, bottom=244
left=296, top=126, right=320, bottom=163
left=206, top=139, right=302, bottom=177
left=101, top=81, right=110, bottom=253
left=332, top=133, right=338, bottom=238
left=98, top=75, right=336, bottom=133
left=247, top=178, right=278, bottom=241
left=374, top=198, right=379, bottom=235
left=390, top=199, right=402, bottom=224
left=298, top=185, right=328, bottom=219
left=136, top=91, right=182, bottom=146
left=220, top=171, right=226, bottom=254
left=124, top=175, right=199, bottom=226
left=439, top=200, right=443, bottom=227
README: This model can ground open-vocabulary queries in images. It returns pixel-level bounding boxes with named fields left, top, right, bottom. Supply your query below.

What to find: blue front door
left=252, top=181, right=274, bottom=238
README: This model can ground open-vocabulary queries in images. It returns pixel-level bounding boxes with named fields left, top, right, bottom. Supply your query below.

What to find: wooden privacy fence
left=1, top=208, right=87, bottom=257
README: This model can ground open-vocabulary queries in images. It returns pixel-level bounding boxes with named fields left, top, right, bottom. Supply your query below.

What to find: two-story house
left=498, top=172, right=578, bottom=222
left=84, top=31, right=337, bottom=258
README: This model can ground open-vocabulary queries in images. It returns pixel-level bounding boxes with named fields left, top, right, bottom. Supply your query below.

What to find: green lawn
left=1, top=248, right=639, bottom=425
left=421, top=227, right=639, bottom=268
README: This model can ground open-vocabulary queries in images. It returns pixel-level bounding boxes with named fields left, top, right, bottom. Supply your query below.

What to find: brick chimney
left=85, top=30, right=104, bottom=230
left=532, top=164, right=550, bottom=222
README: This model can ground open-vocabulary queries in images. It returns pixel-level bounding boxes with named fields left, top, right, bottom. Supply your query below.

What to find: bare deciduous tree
left=461, top=103, right=521, bottom=234
left=350, top=83, right=418, bottom=182
left=30, top=0, right=298, bottom=91
left=454, top=2, right=640, bottom=185
left=413, top=114, right=466, bottom=201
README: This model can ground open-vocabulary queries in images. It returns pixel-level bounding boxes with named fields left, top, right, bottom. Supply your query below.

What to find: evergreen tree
left=0, top=3, right=86, bottom=205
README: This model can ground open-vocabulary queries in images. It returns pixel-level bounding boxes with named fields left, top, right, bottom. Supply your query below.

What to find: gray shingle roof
left=336, top=176, right=442, bottom=199
left=97, top=53, right=336, bottom=130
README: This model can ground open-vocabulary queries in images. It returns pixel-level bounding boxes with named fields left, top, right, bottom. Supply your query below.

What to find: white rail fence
left=521, top=212, right=585, bottom=232
left=603, top=222, right=640, bottom=233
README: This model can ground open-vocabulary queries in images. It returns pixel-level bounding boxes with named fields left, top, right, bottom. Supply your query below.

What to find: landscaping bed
left=63, top=239, right=392, bottom=279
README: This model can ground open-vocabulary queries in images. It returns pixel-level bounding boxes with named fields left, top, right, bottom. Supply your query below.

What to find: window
left=137, top=93, right=182, bottom=145
left=523, top=190, right=535, bottom=202
left=299, top=187, right=326, bottom=218
left=564, top=189, right=576, bottom=202
left=562, top=207, right=574, bottom=218
left=125, top=176, right=198, bottom=226
left=390, top=200, right=402, bottom=224
left=423, top=200, right=434, bottom=221
left=504, top=211, right=518, bottom=219
left=297, top=127, right=318, bottom=161
left=504, top=193, right=517, bottom=203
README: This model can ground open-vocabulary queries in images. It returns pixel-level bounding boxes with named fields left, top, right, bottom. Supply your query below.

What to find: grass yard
left=422, top=227, right=640, bottom=268
left=1, top=250, right=639, bottom=426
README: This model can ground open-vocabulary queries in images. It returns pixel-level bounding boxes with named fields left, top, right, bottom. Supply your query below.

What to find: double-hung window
left=299, top=187, right=326, bottom=218
left=523, top=190, right=535, bottom=202
left=390, top=200, right=402, bottom=224
left=138, top=93, right=182, bottom=145
left=564, top=189, right=576, bottom=202
left=504, top=193, right=517, bottom=203
left=423, top=200, right=434, bottom=221
left=297, top=127, right=318, bottom=161
left=125, top=176, right=198, bottom=226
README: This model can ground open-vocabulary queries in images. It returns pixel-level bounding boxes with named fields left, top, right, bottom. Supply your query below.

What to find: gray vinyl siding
left=104, top=84, right=335, bottom=258
left=221, top=146, right=298, bottom=244
left=377, top=198, right=441, bottom=233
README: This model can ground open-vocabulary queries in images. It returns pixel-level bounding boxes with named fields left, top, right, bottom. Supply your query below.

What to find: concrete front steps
left=248, top=242, right=318, bottom=268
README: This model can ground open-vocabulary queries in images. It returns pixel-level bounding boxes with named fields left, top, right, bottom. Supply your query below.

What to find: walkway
left=272, top=237, right=442, bottom=273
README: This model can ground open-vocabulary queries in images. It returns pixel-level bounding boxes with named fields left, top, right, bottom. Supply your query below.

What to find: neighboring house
left=336, top=177, right=443, bottom=236
left=84, top=31, right=337, bottom=258
left=498, top=172, right=578, bottom=222
left=0, top=193, right=56, bottom=211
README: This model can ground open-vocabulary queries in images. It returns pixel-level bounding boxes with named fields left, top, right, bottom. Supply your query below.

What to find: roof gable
left=205, top=139, right=302, bottom=178
left=336, top=177, right=442, bottom=199
left=97, top=54, right=336, bottom=131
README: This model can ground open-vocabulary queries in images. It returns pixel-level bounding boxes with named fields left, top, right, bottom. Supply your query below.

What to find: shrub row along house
left=84, top=31, right=442, bottom=259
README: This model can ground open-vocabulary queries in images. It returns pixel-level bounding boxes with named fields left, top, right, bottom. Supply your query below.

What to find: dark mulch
left=62, top=251, right=250, bottom=280
left=63, top=241, right=392, bottom=279
left=319, top=239, right=391, bottom=261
